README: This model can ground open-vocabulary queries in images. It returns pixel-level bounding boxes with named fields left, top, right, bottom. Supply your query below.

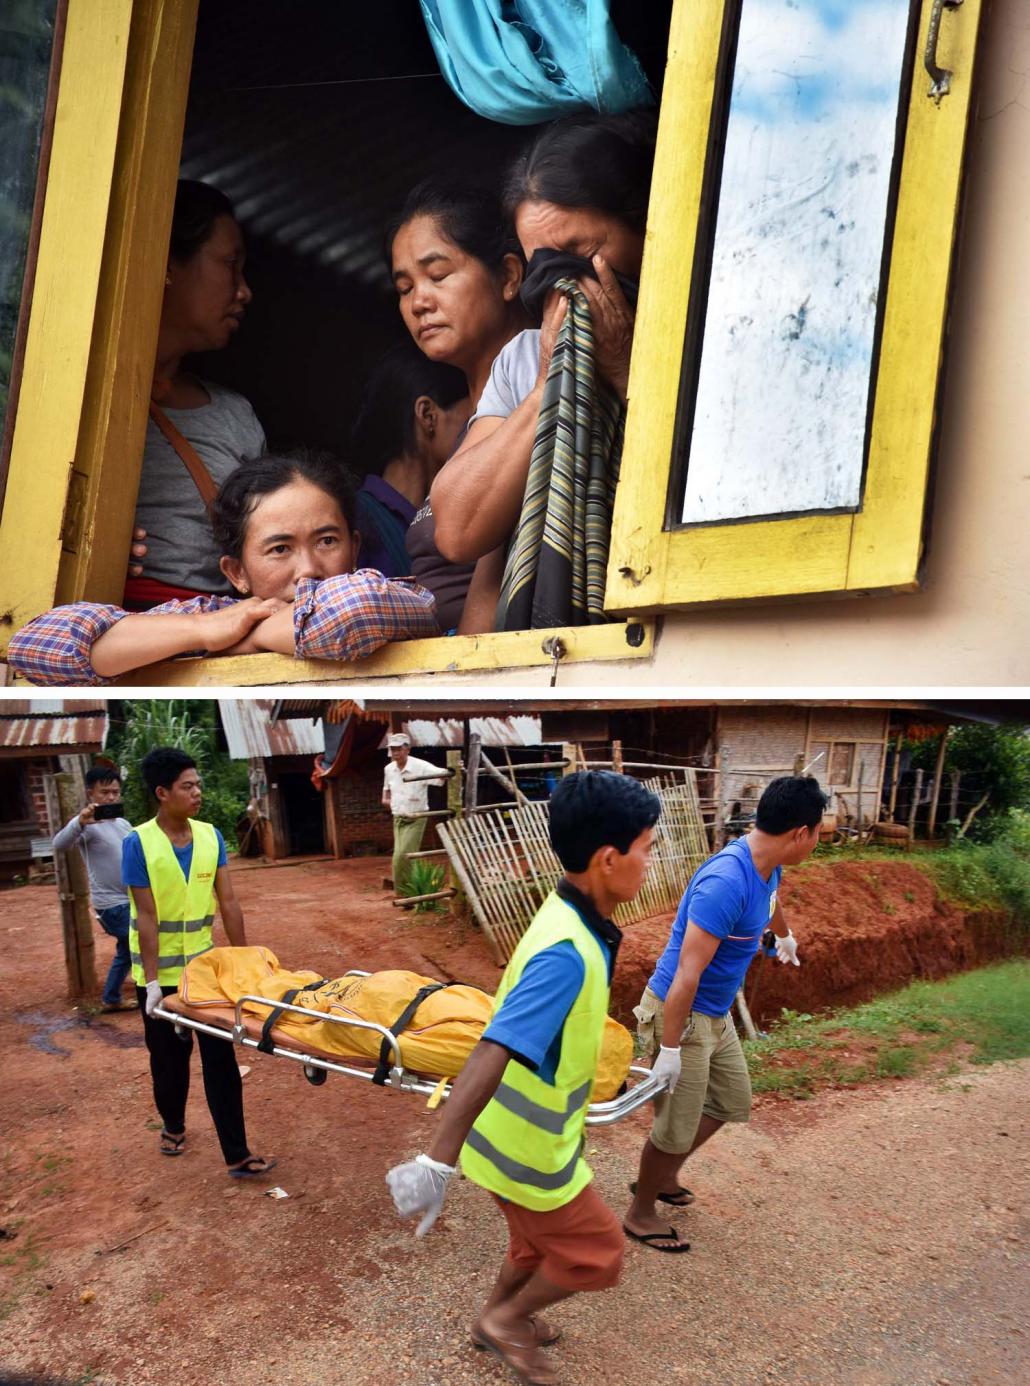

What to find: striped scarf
left=496, top=278, right=625, bottom=632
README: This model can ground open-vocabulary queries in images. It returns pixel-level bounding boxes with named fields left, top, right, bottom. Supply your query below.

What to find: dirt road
left=1, top=859, right=1026, bottom=1385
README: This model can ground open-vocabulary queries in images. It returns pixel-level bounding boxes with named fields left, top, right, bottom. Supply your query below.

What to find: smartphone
left=93, top=802, right=125, bottom=821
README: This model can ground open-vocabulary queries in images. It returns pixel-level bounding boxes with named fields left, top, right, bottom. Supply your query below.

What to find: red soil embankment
left=611, top=859, right=1024, bottom=1027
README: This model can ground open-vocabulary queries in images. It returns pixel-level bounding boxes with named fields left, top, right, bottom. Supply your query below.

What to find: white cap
left=387, top=733, right=411, bottom=748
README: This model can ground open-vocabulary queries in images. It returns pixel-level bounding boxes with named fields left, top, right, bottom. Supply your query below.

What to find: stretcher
left=153, top=971, right=665, bottom=1126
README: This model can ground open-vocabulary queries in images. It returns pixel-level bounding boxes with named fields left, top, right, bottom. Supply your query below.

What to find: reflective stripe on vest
left=463, top=1128, right=583, bottom=1192
left=128, top=818, right=219, bottom=987
left=490, top=1078, right=594, bottom=1136
left=460, top=892, right=609, bottom=1211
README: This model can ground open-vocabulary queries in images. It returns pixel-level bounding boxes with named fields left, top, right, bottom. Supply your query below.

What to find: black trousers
left=137, top=984, right=249, bottom=1165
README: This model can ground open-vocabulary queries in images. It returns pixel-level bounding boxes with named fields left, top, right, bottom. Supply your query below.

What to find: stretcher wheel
left=303, top=1064, right=327, bottom=1086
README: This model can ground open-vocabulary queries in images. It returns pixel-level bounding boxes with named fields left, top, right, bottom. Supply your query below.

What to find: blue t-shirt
left=649, top=838, right=781, bottom=1017
left=122, top=826, right=227, bottom=891
left=482, top=888, right=617, bottom=1085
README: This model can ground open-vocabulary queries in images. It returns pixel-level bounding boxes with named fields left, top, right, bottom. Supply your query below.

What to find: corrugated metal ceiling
left=181, top=2, right=528, bottom=290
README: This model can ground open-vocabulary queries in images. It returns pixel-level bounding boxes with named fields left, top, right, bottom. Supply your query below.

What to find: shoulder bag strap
left=148, top=402, right=219, bottom=512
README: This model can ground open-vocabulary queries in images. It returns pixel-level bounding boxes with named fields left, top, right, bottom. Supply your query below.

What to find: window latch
left=925, top=0, right=964, bottom=104
left=541, top=636, right=566, bottom=687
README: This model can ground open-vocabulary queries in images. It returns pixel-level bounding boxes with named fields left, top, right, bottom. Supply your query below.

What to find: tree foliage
left=103, top=700, right=249, bottom=844
left=910, top=722, right=1030, bottom=838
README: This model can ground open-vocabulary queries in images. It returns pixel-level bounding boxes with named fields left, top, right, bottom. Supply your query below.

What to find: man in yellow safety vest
left=125, top=746, right=275, bottom=1177
left=387, top=770, right=661, bottom=1386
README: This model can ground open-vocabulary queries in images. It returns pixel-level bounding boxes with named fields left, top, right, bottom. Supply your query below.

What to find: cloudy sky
left=681, top=0, right=912, bottom=525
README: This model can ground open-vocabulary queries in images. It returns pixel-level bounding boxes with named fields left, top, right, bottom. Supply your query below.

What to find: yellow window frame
left=604, top=0, right=984, bottom=616
left=0, top=0, right=653, bottom=686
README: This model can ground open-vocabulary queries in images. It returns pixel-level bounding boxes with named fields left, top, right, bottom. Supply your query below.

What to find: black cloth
left=138, top=984, right=249, bottom=1165
left=519, top=248, right=639, bottom=321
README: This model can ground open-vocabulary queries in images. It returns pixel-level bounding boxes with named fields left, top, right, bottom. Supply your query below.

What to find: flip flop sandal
left=159, top=1129, right=185, bottom=1156
left=623, top=1223, right=691, bottom=1253
left=470, top=1322, right=557, bottom=1386
left=472, top=1317, right=561, bottom=1350
left=227, top=1155, right=277, bottom=1179
left=629, top=1179, right=695, bottom=1206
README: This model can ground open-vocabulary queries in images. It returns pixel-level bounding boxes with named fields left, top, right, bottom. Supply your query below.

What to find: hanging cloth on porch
left=495, top=278, right=625, bottom=632
left=418, top=0, right=653, bottom=125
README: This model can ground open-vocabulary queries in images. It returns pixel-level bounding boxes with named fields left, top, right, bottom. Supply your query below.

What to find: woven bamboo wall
left=437, top=772, right=709, bottom=964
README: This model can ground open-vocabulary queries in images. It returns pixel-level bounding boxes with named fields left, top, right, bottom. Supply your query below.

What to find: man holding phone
left=52, top=766, right=136, bottom=1012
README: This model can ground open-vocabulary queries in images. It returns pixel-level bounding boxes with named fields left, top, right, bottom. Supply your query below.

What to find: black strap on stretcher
left=372, top=982, right=450, bottom=1086
left=256, top=979, right=329, bottom=1055
left=254, top=978, right=459, bottom=1084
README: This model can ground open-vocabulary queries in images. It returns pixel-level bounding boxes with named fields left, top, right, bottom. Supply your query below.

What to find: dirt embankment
left=611, top=858, right=1025, bottom=1027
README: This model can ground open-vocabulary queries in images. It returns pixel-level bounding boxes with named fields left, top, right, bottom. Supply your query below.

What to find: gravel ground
left=290, top=1060, right=1030, bottom=1386
left=4, top=1060, right=1026, bottom=1385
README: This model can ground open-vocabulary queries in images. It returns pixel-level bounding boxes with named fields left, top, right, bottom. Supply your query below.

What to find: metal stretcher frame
left=153, top=990, right=665, bottom=1127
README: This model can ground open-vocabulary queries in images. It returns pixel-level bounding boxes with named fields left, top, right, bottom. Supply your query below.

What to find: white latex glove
left=774, top=931, right=801, bottom=967
left=144, top=980, right=164, bottom=1016
left=386, top=1153, right=456, bottom=1238
left=650, top=1045, right=682, bottom=1094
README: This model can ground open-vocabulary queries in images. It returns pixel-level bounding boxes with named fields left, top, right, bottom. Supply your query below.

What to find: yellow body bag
left=179, top=946, right=632, bottom=1101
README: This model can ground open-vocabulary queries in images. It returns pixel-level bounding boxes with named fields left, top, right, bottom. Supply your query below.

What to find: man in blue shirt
left=124, top=747, right=274, bottom=1177
left=623, top=776, right=825, bottom=1252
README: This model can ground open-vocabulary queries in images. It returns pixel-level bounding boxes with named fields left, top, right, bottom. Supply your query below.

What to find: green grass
left=746, top=958, right=1030, bottom=1098
left=398, top=861, right=448, bottom=912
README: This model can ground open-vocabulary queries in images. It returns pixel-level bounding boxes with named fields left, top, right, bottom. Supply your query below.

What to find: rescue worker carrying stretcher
left=125, top=746, right=275, bottom=1177
left=387, top=770, right=661, bottom=1386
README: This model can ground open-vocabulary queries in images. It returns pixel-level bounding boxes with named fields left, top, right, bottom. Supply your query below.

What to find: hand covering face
left=519, top=248, right=638, bottom=321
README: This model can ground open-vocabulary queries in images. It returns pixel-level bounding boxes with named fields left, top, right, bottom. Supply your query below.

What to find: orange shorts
left=492, top=1183, right=625, bottom=1292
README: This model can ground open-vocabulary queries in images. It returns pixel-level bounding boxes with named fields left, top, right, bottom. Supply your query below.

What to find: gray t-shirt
left=405, top=499, right=474, bottom=633
left=51, top=815, right=132, bottom=910
left=471, top=329, right=541, bottom=423
left=408, top=331, right=541, bottom=628
left=135, top=380, right=266, bottom=593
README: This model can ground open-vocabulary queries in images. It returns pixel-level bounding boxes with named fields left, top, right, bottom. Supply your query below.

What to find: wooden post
left=612, top=739, right=624, bottom=773
left=465, top=733, right=481, bottom=812
left=887, top=731, right=903, bottom=821
left=442, top=748, right=464, bottom=913
left=927, top=729, right=951, bottom=839
left=949, top=770, right=962, bottom=824
left=446, top=749, right=463, bottom=819
left=54, top=774, right=98, bottom=1000
left=323, top=779, right=340, bottom=858
left=561, top=743, right=577, bottom=777
left=855, top=760, right=865, bottom=841
left=957, top=791, right=990, bottom=839
left=734, top=987, right=758, bottom=1041
left=907, top=768, right=924, bottom=839
left=479, top=751, right=528, bottom=804
left=713, top=745, right=727, bottom=849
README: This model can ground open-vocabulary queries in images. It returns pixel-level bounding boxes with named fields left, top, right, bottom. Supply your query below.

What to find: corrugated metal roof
left=0, top=700, right=107, bottom=716
left=0, top=709, right=108, bottom=751
left=402, top=717, right=544, bottom=748
left=218, top=699, right=325, bottom=759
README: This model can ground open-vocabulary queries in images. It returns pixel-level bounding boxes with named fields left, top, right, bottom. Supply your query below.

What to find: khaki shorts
left=634, top=986, right=752, bottom=1154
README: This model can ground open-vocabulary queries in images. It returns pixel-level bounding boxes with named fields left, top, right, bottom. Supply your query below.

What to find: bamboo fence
left=437, top=772, right=709, bottom=964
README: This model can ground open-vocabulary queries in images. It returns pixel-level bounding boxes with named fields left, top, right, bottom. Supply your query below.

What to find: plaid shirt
left=7, top=570, right=440, bottom=686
